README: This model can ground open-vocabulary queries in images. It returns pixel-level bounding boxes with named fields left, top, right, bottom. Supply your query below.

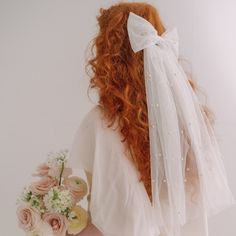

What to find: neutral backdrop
left=0, top=0, right=235, bottom=235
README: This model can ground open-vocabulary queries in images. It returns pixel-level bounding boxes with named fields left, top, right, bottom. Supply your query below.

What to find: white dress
left=67, top=105, right=225, bottom=236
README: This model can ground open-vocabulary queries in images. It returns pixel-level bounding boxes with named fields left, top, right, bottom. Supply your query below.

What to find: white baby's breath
left=46, top=149, right=69, bottom=168
left=27, top=222, right=54, bottom=236
left=43, top=187, right=72, bottom=217
left=29, top=229, right=40, bottom=236
left=19, top=187, right=43, bottom=211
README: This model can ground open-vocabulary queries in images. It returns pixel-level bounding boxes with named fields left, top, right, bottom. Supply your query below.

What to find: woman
left=68, top=2, right=234, bottom=236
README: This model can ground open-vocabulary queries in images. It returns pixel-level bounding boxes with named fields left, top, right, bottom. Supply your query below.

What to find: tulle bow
left=127, top=11, right=235, bottom=236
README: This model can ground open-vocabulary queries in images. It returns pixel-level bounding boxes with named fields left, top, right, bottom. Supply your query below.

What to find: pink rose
left=48, top=166, right=72, bottom=179
left=42, top=212, right=68, bottom=236
left=33, top=163, right=72, bottom=179
left=16, top=203, right=41, bottom=232
left=30, top=176, right=58, bottom=195
left=33, top=163, right=50, bottom=177
left=63, top=176, right=88, bottom=205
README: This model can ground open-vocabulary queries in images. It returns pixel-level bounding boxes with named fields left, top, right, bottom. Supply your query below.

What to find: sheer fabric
left=126, top=12, right=235, bottom=236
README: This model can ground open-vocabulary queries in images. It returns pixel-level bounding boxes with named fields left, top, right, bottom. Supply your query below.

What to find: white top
left=68, top=105, right=210, bottom=236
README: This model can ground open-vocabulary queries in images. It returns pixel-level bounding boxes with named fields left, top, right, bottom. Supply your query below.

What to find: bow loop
left=127, top=12, right=179, bottom=57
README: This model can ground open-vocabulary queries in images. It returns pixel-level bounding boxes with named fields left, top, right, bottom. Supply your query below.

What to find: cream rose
left=42, top=212, right=68, bottom=236
left=67, top=206, right=89, bottom=235
left=16, top=203, right=41, bottom=232
left=63, top=176, right=88, bottom=205
left=29, top=176, right=58, bottom=195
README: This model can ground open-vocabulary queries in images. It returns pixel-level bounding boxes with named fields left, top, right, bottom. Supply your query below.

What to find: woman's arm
left=67, top=223, right=103, bottom=236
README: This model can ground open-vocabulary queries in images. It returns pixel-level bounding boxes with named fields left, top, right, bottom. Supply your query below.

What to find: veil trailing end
left=127, top=11, right=235, bottom=236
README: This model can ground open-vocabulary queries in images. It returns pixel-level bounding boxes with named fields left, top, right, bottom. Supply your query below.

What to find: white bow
left=127, top=12, right=179, bottom=57
left=127, top=11, right=235, bottom=236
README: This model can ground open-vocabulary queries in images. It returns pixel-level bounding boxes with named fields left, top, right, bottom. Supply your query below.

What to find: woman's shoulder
left=79, top=104, right=105, bottom=130
left=74, top=104, right=118, bottom=140
left=74, top=104, right=124, bottom=150
left=85, top=104, right=101, bottom=118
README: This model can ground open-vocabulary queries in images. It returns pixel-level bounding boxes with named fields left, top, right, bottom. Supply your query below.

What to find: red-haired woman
left=68, top=2, right=234, bottom=236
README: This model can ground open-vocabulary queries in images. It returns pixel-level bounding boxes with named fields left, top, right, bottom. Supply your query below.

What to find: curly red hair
left=85, top=2, right=215, bottom=203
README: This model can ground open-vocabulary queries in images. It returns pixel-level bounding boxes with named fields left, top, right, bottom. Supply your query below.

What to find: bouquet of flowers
left=16, top=149, right=89, bottom=236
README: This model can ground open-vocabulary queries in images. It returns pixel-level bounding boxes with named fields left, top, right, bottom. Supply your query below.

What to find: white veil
left=127, top=12, right=235, bottom=235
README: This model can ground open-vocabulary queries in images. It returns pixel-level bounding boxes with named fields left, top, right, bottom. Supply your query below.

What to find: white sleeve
left=68, top=106, right=156, bottom=236
left=67, top=108, right=96, bottom=173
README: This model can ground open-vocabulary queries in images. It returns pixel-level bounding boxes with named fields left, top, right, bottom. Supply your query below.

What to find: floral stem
left=59, top=162, right=64, bottom=186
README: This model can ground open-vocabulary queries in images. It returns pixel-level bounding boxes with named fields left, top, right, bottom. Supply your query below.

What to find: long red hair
left=85, top=2, right=215, bottom=203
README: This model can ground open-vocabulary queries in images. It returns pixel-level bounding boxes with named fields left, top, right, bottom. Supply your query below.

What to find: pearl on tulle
left=151, top=103, right=159, bottom=108
left=147, top=73, right=152, bottom=81
left=181, top=157, right=184, bottom=161
left=163, top=179, right=167, bottom=183
left=186, top=167, right=190, bottom=171
left=141, top=32, right=147, bottom=36
left=152, top=179, right=156, bottom=183
left=151, top=124, right=156, bottom=128
left=184, top=178, right=187, bottom=182
left=180, top=129, right=184, bottom=135
left=158, top=153, right=162, bottom=157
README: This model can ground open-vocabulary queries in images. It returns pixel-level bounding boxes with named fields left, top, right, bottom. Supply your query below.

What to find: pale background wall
left=0, top=0, right=235, bottom=235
